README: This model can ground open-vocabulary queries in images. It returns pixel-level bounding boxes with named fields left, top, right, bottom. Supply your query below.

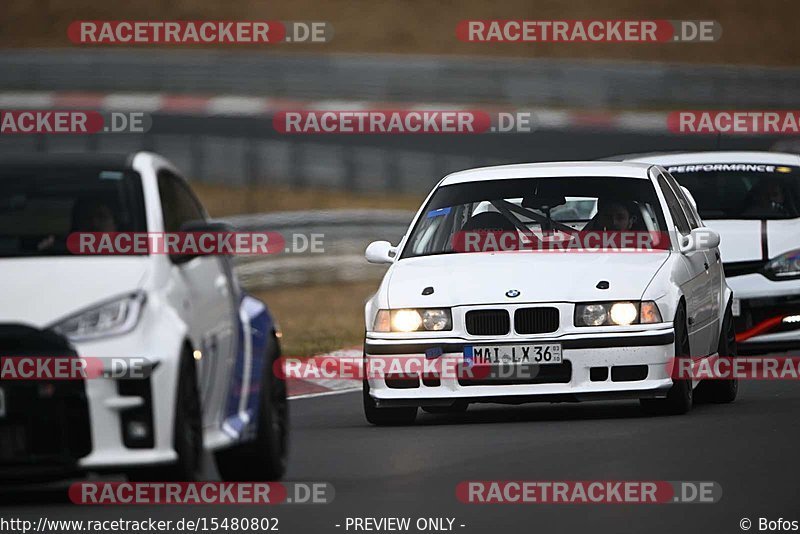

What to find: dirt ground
left=3, top=0, right=798, bottom=65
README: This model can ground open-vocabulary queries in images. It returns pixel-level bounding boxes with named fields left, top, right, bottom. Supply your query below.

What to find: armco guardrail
left=2, top=50, right=800, bottom=108
left=220, top=209, right=414, bottom=289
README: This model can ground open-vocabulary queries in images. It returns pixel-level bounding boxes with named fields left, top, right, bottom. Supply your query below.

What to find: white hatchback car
left=363, top=162, right=736, bottom=425
left=624, top=152, right=800, bottom=354
left=0, top=152, right=287, bottom=481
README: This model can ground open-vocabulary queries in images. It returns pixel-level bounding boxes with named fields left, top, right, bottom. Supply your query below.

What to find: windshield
left=0, top=166, right=147, bottom=258
left=665, top=164, right=800, bottom=220
left=401, top=176, right=668, bottom=259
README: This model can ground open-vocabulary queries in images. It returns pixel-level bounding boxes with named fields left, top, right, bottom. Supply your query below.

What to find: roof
left=0, top=152, right=137, bottom=169
left=622, top=151, right=800, bottom=166
left=440, top=161, right=654, bottom=186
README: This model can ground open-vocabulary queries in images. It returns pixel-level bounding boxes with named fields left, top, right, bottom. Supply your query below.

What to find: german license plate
left=466, top=344, right=562, bottom=365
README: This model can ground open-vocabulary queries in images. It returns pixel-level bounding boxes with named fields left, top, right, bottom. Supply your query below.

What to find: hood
left=386, top=252, right=670, bottom=308
left=0, top=257, right=150, bottom=328
left=708, top=219, right=800, bottom=262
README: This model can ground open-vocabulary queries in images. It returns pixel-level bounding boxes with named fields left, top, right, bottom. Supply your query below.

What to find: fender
left=220, top=293, right=276, bottom=443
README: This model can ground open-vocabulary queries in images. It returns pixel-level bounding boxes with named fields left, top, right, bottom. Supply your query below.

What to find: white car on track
left=363, top=162, right=736, bottom=425
left=0, top=152, right=287, bottom=482
left=623, top=151, right=800, bottom=354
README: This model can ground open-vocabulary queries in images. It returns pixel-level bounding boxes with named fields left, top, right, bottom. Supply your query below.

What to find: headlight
left=373, top=309, right=452, bottom=332
left=52, top=292, right=146, bottom=341
left=392, top=310, right=423, bottom=332
left=574, top=301, right=662, bottom=327
left=764, top=249, right=800, bottom=281
left=579, top=303, right=607, bottom=326
left=609, top=302, right=638, bottom=326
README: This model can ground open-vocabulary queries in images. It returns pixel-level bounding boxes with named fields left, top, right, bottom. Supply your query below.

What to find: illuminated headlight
left=373, top=309, right=452, bottom=332
left=609, top=302, right=639, bottom=325
left=52, top=292, right=146, bottom=341
left=392, top=310, right=422, bottom=332
left=574, top=301, right=662, bottom=327
left=764, top=249, right=800, bottom=281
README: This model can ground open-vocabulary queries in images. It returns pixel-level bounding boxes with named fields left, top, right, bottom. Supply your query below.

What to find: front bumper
left=0, top=308, right=184, bottom=479
left=727, top=274, right=800, bottom=353
left=365, top=328, right=675, bottom=405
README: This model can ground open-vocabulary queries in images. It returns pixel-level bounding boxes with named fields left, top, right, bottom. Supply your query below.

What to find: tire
left=640, top=304, right=693, bottom=416
left=422, top=401, right=469, bottom=414
left=695, top=302, right=738, bottom=403
left=129, top=350, right=203, bottom=481
left=215, top=334, right=288, bottom=481
left=363, top=378, right=417, bottom=426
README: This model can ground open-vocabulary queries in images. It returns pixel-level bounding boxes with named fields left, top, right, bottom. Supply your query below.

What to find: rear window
left=665, top=164, right=800, bottom=220
left=0, top=166, right=147, bottom=258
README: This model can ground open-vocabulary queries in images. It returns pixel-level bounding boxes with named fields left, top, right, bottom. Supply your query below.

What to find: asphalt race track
left=3, top=374, right=799, bottom=534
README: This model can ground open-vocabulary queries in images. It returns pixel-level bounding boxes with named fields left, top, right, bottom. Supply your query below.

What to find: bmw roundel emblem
left=505, top=289, right=520, bottom=298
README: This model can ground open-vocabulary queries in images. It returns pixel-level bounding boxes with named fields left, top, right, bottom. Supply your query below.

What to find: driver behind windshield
left=743, top=181, right=791, bottom=217
left=584, top=198, right=640, bottom=232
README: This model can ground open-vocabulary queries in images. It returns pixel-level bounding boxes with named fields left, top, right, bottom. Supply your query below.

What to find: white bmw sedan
left=363, top=162, right=735, bottom=425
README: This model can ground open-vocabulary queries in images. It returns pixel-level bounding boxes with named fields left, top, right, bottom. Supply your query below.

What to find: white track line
left=289, top=387, right=361, bottom=400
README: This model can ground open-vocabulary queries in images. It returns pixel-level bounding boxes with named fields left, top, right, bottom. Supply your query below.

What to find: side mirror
left=679, top=228, right=721, bottom=254
left=173, top=219, right=234, bottom=264
left=365, top=240, right=397, bottom=264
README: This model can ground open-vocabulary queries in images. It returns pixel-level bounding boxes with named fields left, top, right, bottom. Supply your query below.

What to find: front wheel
left=696, top=301, right=738, bottom=403
left=640, top=304, right=693, bottom=416
left=215, top=334, right=288, bottom=480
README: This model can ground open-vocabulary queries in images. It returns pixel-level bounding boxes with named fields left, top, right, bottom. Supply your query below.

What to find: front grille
left=514, top=307, right=560, bottom=334
left=465, top=310, right=510, bottom=336
left=733, top=296, right=800, bottom=335
left=0, top=325, right=92, bottom=466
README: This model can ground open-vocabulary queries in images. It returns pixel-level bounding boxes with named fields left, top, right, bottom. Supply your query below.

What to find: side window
left=663, top=171, right=700, bottom=229
left=657, top=175, right=692, bottom=235
left=157, top=170, right=206, bottom=232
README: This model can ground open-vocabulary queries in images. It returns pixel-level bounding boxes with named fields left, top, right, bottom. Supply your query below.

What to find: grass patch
left=252, top=281, right=379, bottom=357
